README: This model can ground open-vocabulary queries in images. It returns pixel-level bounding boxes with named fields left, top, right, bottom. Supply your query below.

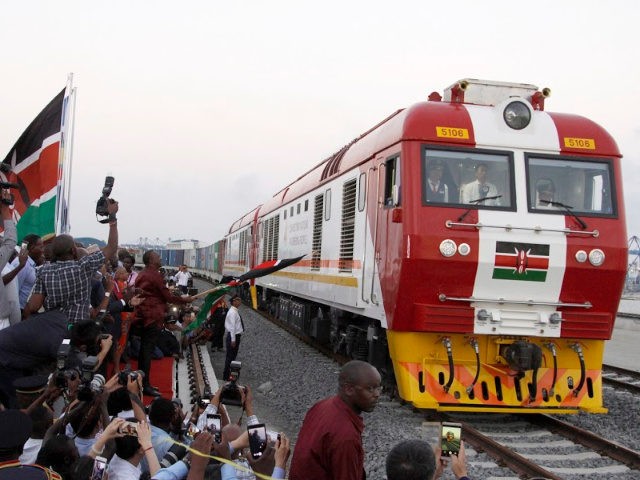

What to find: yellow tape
left=166, top=439, right=277, bottom=480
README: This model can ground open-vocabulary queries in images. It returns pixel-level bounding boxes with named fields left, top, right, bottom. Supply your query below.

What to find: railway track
left=603, top=364, right=640, bottom=394
left=435, top=412, right=640, bottom=479
left=251, top=302, right=640, bottom=478
left=186, top=278, right=640, bottom=478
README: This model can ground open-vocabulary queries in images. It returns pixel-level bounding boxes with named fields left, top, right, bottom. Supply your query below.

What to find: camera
left=440, top=422, right=462, bottom=457
left=160, top=442, right=188, bottom=468
left=247, top=423, right=268, bottom=459
left=119, top=421, right=138, bottom=436
left=91, top=456, right=108, bottom=480
left=165, top=304, right=181, bottom=324
left=220, top=361, right=245, bottom=406
left=77, top=356, right=105, bottom=401
left=95, top=176, right=114, bottom=221
left=118, top=369, right=145, bottom=386
left=0, top=180, right=18, bottom=206
left=206, top=413, right=222, bottom=442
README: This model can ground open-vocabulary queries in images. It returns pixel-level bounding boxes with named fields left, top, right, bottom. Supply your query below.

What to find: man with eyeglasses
left=289, top=360, right=381, bottom=480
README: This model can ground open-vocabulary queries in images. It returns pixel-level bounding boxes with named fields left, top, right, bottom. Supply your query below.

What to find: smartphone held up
left=247, top=423, right=268, bottom=459
left=440, top=422, right=462, bottom=457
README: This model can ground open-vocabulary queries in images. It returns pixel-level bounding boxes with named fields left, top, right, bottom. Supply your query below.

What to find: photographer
left=23, top=196, right=120, bottom=326
left=68, top=320, right=114, bottom=377
left=0, top=190, right=17, bottom=327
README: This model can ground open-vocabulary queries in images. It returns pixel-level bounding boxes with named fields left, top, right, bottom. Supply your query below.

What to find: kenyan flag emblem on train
left=492, top=241, right=550, bottom=282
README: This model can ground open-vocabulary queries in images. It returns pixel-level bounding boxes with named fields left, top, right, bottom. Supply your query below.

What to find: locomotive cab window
left=384, top=155, right=401, bottom=208
left=526, top=155, right=616, bottom=216
left=422, top=147, right=514, bottom=209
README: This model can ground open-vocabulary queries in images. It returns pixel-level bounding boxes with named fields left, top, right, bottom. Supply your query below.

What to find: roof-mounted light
left=503, top=101, right=531, bottom=130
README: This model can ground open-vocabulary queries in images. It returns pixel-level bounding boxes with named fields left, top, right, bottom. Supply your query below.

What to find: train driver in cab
left=460, top=162, right=500, bottom=206
left=426, top=160, right=450, bottom=203
left=535, top=178, right=556, bottom=208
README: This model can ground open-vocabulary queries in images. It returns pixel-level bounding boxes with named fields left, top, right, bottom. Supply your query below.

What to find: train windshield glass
left=526, top=156, right=615, bottom=216
left=422, top=148, right=513, bottom=209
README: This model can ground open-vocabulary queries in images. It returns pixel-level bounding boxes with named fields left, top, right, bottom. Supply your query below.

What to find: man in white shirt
left=223, top=295, right=244, bottom=381
left=10, top=234, right=43, bottom=312
left=173, top=265, right=192, bottom=294
left=460, top=163, right=500, bottom=206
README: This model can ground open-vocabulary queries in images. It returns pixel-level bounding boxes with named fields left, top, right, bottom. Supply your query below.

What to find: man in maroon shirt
left=289, top=360, right=381, bottom=480
left=135, top=250, right=194, bottom=396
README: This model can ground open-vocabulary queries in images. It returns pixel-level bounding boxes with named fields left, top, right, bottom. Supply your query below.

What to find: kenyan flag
left=492, top=241, right=550, bottom=282
left=0, top=87, right=67, bottom=241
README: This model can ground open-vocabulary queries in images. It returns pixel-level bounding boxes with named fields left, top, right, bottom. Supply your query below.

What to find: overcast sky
left=1, top=0, right=639, bottom=247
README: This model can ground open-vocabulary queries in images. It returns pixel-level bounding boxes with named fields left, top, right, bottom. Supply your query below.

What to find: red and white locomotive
left=219, top=79, right=627, bottom=413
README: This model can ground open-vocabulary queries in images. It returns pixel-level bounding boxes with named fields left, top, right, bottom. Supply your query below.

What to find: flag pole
left=62, top=85, right=77, bottom=234
left=56, top=73, right=75, bottom=235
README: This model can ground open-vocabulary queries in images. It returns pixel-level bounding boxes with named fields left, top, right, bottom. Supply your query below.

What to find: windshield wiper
left=540, top=200, right=588, bottom=230
left=457, top=195, right=502, bottom=222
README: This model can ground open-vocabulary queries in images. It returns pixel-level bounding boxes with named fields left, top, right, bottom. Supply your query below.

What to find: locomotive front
left=386, top=79, right=627, bottom=413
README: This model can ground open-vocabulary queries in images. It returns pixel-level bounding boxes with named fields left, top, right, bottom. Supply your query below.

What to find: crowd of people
left=0, top=192, right=472, bottom=479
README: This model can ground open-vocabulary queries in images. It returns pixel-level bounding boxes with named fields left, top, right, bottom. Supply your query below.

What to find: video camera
left=95, top=176, right=114, bottom=222
left=0, top=180, right=18, bottom=206
left=55, top=339, right=105, bottom=400
left=117, top=369, right=145, bottom=386
left=220, top=361, right=245, bottom=406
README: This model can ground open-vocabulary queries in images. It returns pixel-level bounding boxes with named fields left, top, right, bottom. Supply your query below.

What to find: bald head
left=338, top=361, right=381, bottom=414
left=339, top=360, right=377, bottom=388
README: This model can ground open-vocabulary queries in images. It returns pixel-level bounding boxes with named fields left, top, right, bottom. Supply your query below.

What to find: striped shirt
left=33, top=251, right=105, bottom=325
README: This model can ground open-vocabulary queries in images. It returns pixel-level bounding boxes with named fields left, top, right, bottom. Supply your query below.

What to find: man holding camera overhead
left=22, top=197, right=120, bottom=325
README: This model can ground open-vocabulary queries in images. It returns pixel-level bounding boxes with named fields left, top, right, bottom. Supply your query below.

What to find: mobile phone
left=20, top=241, right=28, bottom=253
left=440, top=422, right=462, bottom=457
left=185, top=422, right=200, bottom=439
left=91, top=456, right=108, bottom=480
left=247, top=423, right=268, bottom=459
left=206, top=413, right=222, bottom=441
left=119, top=421, right=138, bottom=436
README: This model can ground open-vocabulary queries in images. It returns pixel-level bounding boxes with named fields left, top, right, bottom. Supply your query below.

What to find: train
left=151, top=79, right=628, bottom=414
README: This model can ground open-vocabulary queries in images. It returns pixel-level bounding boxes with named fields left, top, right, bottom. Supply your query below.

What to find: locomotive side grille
left=273, top=215, right=280, bottom=261
left=239, top=229, right=247, bottom=264
left=261, top=220, right=266, bottom=262
left=262, top=215, right=280, bottom=262
left=339, top=179, right=357, bottom=272
left=311, top=194, right=324, bottom=270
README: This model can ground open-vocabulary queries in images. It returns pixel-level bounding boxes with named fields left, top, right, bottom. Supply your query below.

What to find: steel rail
left=529, top=414, right=640, bottom=470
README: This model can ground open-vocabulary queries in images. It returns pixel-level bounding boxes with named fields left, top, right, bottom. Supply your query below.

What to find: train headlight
left=503, top=101, right=531, bottom=130
left=439, top=239, right=457, bottom=257
left=458, top=243, right=470, bottom=256
left=588, top=249, right=605, bottom=266
left=575, top=250, right=588, bottom=263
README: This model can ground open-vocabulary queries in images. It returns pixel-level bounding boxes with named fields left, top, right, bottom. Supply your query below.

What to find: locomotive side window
left=384, top=155, right=401, bottom=207
left=358, top=172, right=366, bottom=212
left=526, top=156, right=616, bottom=216
left=325, top=189, right=332, bottom=221
left=423, top=148, right=513, bottom=209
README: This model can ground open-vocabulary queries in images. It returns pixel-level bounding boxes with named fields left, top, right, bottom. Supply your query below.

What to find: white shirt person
left=460, top=163, right=500, bottom=206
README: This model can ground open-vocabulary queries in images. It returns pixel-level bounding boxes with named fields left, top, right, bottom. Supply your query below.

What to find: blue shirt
left=10, top=255, right=37, bottom=308
left=151, top=460, right=189, bottom=480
